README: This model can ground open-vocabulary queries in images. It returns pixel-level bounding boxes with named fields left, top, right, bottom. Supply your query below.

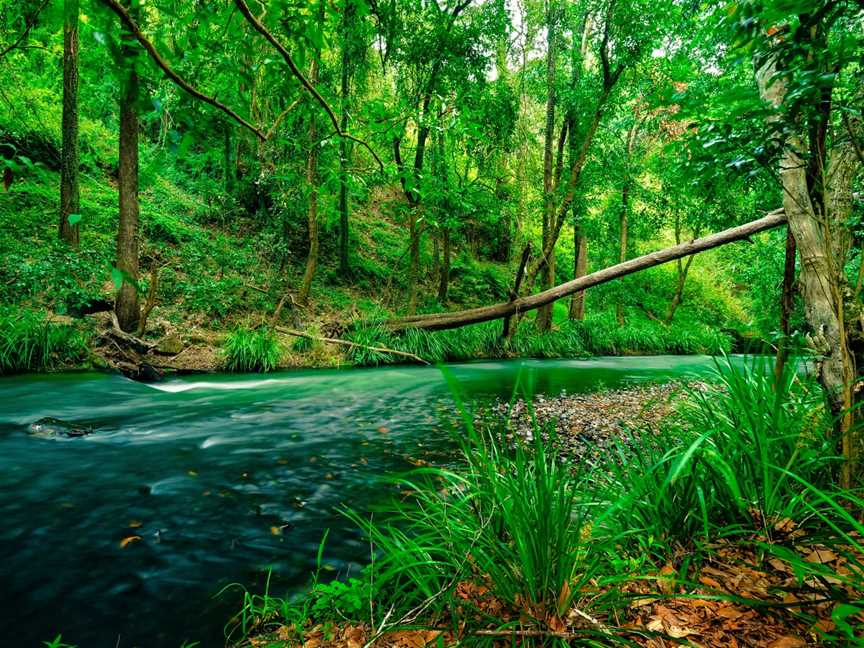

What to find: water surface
left=0, top=356, right=729, bottom=647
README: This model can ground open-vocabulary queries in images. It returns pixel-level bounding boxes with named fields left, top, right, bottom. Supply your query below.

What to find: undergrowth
left=344, top=312, right=731, bottom=366
left=222, top=326, right=282, bottom=373
left=227, top=358, right=862, bottom=646
left=0, top=307, right=90, bottom=374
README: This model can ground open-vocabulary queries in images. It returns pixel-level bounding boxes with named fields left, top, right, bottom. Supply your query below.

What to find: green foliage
left=221, top=327, right=282, bottom=373
left=345, top=420, right=599, bottom=624
left=0, top=307, right=89, bottom=375
left=598, top=357, right=834, bottom=558
left=42, top=636, right=76, bottom=648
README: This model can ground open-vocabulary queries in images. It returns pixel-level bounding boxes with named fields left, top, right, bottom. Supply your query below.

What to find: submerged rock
left=27, top=417, right=94, bottom=439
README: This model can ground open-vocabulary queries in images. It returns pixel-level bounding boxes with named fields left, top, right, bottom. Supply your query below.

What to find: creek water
left=0, top=356, right=730, bottom=647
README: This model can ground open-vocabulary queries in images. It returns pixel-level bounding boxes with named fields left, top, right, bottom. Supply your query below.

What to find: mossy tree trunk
left=59, top=0, right=80, bottom=247
left=115, top=5, right=141, bottom=333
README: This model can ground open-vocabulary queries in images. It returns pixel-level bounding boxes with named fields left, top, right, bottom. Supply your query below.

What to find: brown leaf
left=767, top=637, right=806, bottom=648
left=557, top=580, right=572, bottom=615
left=119, top=535, right=141, bottom=548
left=658, top=564, right=677, bottom=594
left=716, top=605, right=744, bottom=619
left=804, top=548, right=838, bottom=564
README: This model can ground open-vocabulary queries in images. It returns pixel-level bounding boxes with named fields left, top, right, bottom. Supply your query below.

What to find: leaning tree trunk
left=389, top=211, right=786, bottom=332
left=115, top=19, right=141, bottom=333
left=59, top=0, right=80, bottom=247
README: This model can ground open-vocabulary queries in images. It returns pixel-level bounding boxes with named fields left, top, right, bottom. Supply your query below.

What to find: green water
left=0, top=356, right=730, bottom=647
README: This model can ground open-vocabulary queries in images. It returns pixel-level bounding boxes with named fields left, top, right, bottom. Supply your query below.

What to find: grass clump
left=0, top=307, right=89, bottom=375
left=222, top=326, right=282, bottom=373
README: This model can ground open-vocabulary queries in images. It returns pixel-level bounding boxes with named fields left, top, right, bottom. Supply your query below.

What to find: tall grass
left=344, top=312, right=730, bottom=367
left=342, top=422, right=615, bottom=644
left=597, top=356, right=835, bottom=557
left=0, top=307, right=89, bottom=374
left=221, top=326, right=282, bottom=372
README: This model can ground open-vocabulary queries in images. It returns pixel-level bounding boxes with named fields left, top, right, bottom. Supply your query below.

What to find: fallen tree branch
left=98, top=0, right=266, bottom=140
left=233, top=0, right=384, bottom=170
left=274, top=326, right=429, bottom=365
left=389, top=209, right=787, bottom=332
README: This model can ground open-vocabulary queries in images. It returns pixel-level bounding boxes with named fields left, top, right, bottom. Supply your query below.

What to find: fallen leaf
left=120, top=535, right=141, bottom=548
left=804, top=548, right=837, bottom=564
left=767, top=637, right=805, bottom=648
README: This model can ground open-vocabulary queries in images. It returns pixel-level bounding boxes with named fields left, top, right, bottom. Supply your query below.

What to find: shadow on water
left=0, top=356, right=735, bottom=647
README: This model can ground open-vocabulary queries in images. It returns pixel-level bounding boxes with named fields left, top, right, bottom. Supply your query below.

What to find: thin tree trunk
left=536, top=0, right=558, bottom=332
left=389, top=211, right=786, bottom=331
left=569, top=219, right=587, bottom=320
left=664, top=218, right=694, bottom=325
left=616, top=185, right=629, bottom=325
left=298, top=56, right=321, bottom=305
left=504, top=243, right=532, bottom=339
left=774, top=228, right=797, bottom=380
left=337, top=3, right=353, bottom=276
left=438, top=226, right=450, bottom=304
left=115, top=9, right=141, bottom=333
left=616, top=120, right=640, bottom=325
left=59, top=0, right=80, bottom=247
left=407, top=215, right=421, bottom=314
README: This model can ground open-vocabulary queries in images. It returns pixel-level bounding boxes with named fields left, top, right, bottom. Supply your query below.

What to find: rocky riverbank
left=485, top=381, right=700, bottom=459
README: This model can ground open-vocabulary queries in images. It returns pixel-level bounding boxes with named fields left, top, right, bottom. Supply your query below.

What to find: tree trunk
left=664, top=218, right=695, bottom=325
left=115, top=12, right=141, bottom=333
left=407, top=214, right=421, bottom=314
left=59, top=0, right=80, bottom=247
left=536, top=0, right=558, bottom=332
left=569, top=221, right=587, bottom=320
left=298, top=57, right=321, bottom=305
left=616, top=120, right=640, bottom=325
left=389, top=211, right=786, bottom=332
left=774, top=228, right=797, bottom=380
left=438, top=226, right=450, bottom=304
left=616, top=183, right=629, bottom=325
left=337, top=4, right=353, bottom=276
left=758, top=58, right=861, bottom=486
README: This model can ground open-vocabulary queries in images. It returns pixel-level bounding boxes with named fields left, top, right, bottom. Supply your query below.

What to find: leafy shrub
left=0, top=307, right=89, bottom=374
left=222, top=326, right=282, bottom=372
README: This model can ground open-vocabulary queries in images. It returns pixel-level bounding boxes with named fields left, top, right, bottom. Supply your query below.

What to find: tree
left=114, top=1, right=141, bottom=332
left=298, top=4, right=325, bottom=306
left=59, top=0, right=80, bottom=247
left=716, top=1, right=863, bottom=484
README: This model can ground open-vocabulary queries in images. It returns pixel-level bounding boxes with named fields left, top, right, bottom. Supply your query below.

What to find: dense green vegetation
left=0, top=0, right=812, bottom=377
left=3, top=0, right=864, bottom=644
left=226, top=360, right=864, bottom=646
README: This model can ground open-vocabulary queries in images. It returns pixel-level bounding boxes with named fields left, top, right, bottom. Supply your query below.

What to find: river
left=0, top=356, right=730, bottom=647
